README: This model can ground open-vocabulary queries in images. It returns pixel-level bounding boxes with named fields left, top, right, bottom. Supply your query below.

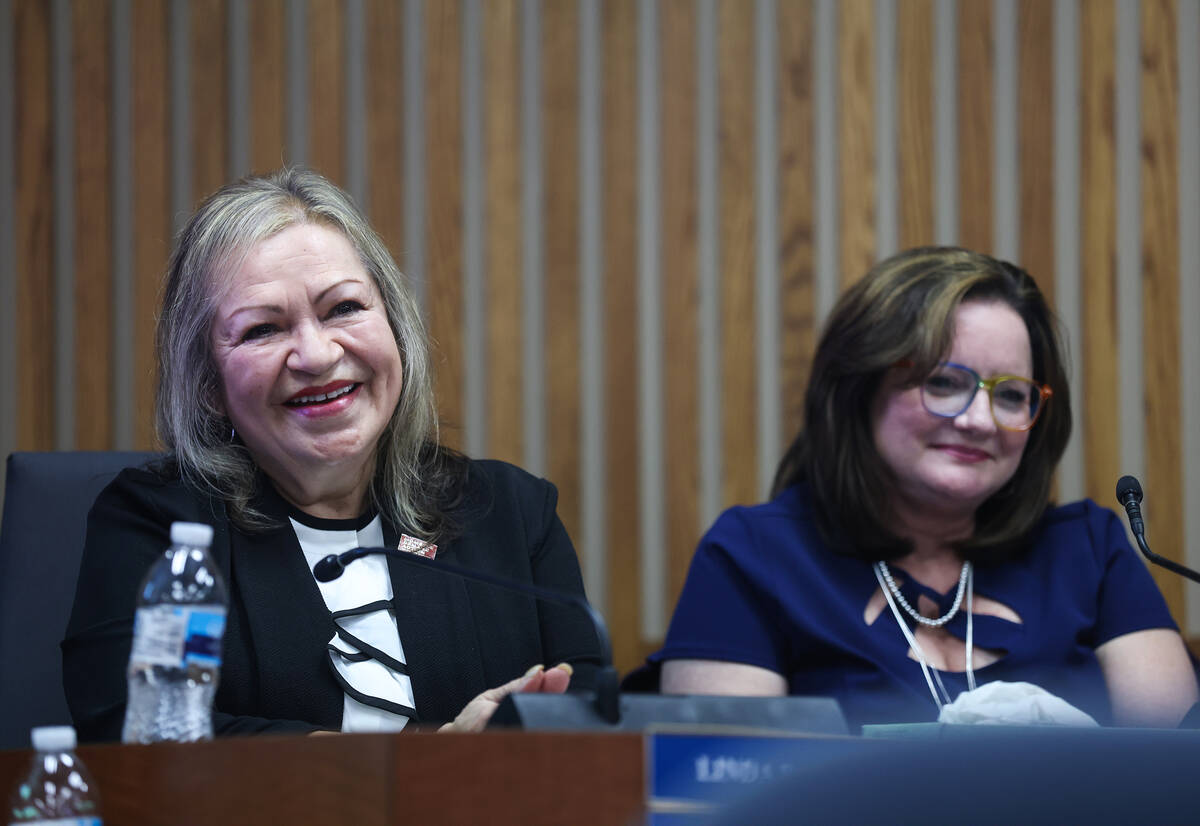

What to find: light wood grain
left=543, top=0, right=583, bottom=555
left=957, top=0, right=992, bottom=254
left=602, top=0, right=641, bottom=672
left=777, top=0, right=815, bottom=477
left=14, top=0, right=55, bottom=450
left=1018, top=0, right=1055, bottom=306
left=131, top=0, right=170, bottom=450
left=366, top=0, right=404, bottom=284
left=484, top=0, right=524, bottom=467
left=839, top=0, right=876, bottom=286
left=249, top=0, right=286, bottom=171
left=73, top=0, right=113, bottom=449
left=308, top=0, right=344, bottom=184
left=661, top=0, right=701, bottom=617
left=1080, top=0, right=1120, bottom=508
left=719, top=0, right=758, bottom=509
left=1141, top=0, right=1183, bottom=622
left=899, top=0, right=934, bottom=249
left=424, top=1, right=465, bottom=451
left=190, top=0, right=227, bottom=203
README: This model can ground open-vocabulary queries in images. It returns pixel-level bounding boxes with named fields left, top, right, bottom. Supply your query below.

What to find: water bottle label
left=183, top=607, right=226, bottom=666
left=6, top=819, right=102, bottom=825
left=131, top=605, right=226, bottom=668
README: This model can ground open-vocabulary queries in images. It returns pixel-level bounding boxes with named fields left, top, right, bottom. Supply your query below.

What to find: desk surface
left=0, top=731, right=645, bottom=826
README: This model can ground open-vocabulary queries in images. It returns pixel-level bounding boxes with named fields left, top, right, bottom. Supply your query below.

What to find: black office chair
left=0, top=450, right=158, bottom=750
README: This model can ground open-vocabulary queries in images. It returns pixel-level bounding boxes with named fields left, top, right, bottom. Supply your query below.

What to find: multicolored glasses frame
left=897, top=360, right=1053, bottom=432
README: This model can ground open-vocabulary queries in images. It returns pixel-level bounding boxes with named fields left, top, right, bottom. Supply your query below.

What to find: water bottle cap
left=171, top=521, right=214, bottom=547
left=31, top=725, right=76, bottom=751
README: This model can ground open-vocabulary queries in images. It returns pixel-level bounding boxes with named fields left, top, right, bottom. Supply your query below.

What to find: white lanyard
left=874, top=563, right=976, bottom=711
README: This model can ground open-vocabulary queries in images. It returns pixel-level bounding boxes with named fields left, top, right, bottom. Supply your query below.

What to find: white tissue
left=937, top=680, right=1100, bottom=727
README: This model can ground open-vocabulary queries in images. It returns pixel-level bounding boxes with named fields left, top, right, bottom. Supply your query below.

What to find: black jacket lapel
left=228, top=483, right=343, bottom=728
left=385, top=528, right=489, bottom=725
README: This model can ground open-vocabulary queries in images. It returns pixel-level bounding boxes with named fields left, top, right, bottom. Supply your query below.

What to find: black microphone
left=1115, top=476, right=1200, bottom=585
left=1116, top=475, right=1146, bottom=536
left=313, top=546, right=621, bottom=724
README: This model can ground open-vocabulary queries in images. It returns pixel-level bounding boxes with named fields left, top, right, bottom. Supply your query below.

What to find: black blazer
left=62, top=459, right=602, bottom=741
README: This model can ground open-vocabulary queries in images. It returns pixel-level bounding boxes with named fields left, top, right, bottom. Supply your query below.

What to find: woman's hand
left=438, top=663, right=574, bottom=733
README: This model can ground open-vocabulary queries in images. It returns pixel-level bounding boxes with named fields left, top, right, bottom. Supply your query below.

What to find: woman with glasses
left=647, top=246, right=1197, bottom=730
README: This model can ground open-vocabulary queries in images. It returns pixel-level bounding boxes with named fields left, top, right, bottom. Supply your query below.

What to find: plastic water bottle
left=121, top=521, right=227, bottom=743
left=7, top=725, right=102, bottom=824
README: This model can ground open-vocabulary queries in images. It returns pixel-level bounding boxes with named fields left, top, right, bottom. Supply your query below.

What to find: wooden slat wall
left=660, top=0, right=699, bottom=633
left=957, top=0, right=993, bottom=253
left=14, top=0, right=54, bottom=451
left=898, top=0, right=934, bottom=249
left=1080, top=0, right=1119, bottom=508
left=484, top=0, right=522, bottom=468
left=602, top=0, right=641, bottom=666
left=543, top=0, right=583, bottom=574
left=4, top=0, right=1199, bottom=672
left=839, top=0, right=875, bottom=288
left=72, top=0, right=112, bottom=450
left=1141, top=0, right=1183, bottom=622
left=776, top=0, right=814, bottom=452
left=130, top=0, right=169, bottom=451
left=1018, top=0, right=1055, bottom=310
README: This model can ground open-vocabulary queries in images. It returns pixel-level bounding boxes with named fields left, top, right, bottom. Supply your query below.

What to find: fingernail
left=553, top=662, right=574, bottom=676
left=524, top=664, right=545, bottom=678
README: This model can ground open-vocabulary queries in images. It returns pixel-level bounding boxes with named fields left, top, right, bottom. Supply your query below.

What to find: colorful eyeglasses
left=917, top=361, right=1052, bottom=432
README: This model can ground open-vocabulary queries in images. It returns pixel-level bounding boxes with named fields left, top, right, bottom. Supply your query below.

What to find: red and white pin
left=399, top=534, right=437, bottom=559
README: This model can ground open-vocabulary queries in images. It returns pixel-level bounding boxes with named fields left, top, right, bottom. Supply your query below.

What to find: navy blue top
left=649, top=485, right=1177, bottom=730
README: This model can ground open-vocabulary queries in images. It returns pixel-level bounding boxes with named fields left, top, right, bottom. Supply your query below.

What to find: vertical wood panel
left=661, top=0, right=700, bottom=615
left=250, top=0, right=285, bottom=172
left=1141, top=0, right=1183, bottom=620
left=425, top=1, right=464, bottom=448
left=718, top=0, right=757, bottom=508
left=6, top=0, right=1198, bottom=658
left=543, top=0, right=582, bottom=550
left=777, top=0, right=815, bottom=449
left=957, top=0, right=992, bottom=253
left=898, top=0, right=934, bottom=248
left=191, top=0, right=227, bottom=201
left=14, top=0, right=55, bottom=450
left=73, top=0, right=113, bottom=449
left=1018, top=0, right=1055, bottom=304
left=366, top=1, right=404, bottom=269
left=839, top=0, right=875, bottom=285
left=602, top=0, right=641, bottom=671
left=1080, top=0, right=1119, bottom=505
left=484, top=0, right=524, bottom=466
left=308, top=0, right=344, bottom=184
left=132, top=0, right=169, bottom=449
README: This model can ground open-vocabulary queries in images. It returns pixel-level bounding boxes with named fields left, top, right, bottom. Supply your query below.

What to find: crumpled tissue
left=937, top=680, right=1100, bottom=727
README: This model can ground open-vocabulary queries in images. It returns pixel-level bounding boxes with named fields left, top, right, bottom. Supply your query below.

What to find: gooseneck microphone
left=313, top=547, right=621, bottom=724
left=1115, top=476, right=1200, bottom=585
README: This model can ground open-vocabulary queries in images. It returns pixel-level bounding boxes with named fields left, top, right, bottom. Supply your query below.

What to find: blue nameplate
left=644, top=727, right=871, bottom=823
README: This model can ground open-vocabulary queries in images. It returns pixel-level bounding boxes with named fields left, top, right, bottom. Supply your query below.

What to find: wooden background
left=2, top=0, right=1199, bottom=673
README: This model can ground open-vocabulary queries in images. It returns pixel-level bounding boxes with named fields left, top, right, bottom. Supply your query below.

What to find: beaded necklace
left=873, top=561, right=976, bottom=711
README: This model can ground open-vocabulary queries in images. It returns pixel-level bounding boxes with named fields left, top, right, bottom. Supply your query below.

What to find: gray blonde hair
left=157, top=167, right=444, bottom=534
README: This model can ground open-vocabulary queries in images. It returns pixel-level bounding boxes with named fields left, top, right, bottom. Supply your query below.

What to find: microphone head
left=312, top=554, right=346, bottom=582
left=1116, top=475, right=1143, bottom=505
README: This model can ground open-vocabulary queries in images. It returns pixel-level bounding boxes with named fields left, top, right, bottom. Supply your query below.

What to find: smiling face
left=872, top=299, right=1034, bottom=524
left=209, top=222, right=404, bottom=497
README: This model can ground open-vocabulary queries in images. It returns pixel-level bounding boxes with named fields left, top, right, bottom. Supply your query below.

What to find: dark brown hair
left=772, top=246, right=1072, bottom=562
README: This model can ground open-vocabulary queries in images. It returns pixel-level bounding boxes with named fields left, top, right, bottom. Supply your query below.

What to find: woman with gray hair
left=63, top=168, right=600, bottom=740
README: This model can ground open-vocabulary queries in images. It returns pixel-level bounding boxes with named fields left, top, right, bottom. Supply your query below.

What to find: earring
left=230, top=425, right=237, bottom=443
